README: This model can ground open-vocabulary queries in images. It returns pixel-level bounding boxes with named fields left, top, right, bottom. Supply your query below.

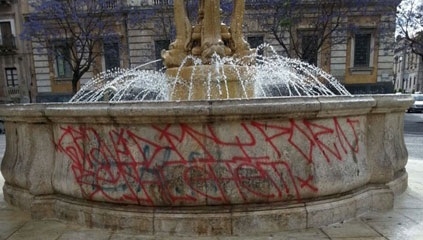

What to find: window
left=247, top=36, right=264, bottom=62
left=53, top=40, right=72, bottom=79
left=104, top=0, right=117, bottom=8
left=5, top=68, right=18, bottom=87
left=411, top=53, right=416, bottom=69
left=91, top=0, right=118, bottom=9
left=155, top=39, right=170, bottom=70
left=0, top=21, right=15, bottom=48
left=104, top=41, right=120, bottom=70
left=353, top=33, right=372, bottom=67
left=153, top=0, right=172, bottom=5
left=301, top=34, right=319, bottom=66
left=247, top=36, right=264, bottom=51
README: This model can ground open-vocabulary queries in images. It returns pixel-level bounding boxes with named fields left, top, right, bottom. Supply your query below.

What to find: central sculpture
left=162, top=0, right=254, bottom=100
left=162, top=0, right=251, bottom=65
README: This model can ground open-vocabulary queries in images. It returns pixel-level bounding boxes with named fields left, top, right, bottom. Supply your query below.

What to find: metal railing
left=7, top=86, right=20, bottom=98
left=0, top=35, right=16, bottom=54
left=104, top=0, right=118, bottom=9
left=152, top=0, right=172, bottom=5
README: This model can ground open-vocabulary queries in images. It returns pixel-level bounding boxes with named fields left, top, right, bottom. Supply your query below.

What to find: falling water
left=69, top=44, right=350, bottom=103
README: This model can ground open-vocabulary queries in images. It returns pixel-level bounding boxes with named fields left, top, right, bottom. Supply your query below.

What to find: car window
left=414, top=95, right=423, bottom=101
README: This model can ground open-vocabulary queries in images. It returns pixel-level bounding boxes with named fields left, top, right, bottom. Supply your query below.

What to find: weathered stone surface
left=231, top=206, right=307, bottom=235
left=154, top=212, right=232, bottom=236
left=0, top=95, right=414, bottom=236
left=47, top=115, right=371, bottom=205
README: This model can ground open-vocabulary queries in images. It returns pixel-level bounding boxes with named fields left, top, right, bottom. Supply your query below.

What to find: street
left=404, top=113, right=423, bottom=161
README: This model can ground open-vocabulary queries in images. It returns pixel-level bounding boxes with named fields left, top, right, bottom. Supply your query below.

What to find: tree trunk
left=72, top=76, right=79, bottom=94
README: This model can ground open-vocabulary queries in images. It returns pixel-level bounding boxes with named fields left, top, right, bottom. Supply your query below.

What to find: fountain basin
left=0, top=95, right=412, bottom=236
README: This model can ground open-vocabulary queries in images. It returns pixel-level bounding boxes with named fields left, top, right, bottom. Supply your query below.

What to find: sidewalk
left=1, top=134, right=423, bottom=239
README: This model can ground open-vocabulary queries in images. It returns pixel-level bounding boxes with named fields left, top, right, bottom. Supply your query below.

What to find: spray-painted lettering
left=55, top=117, right=361, bottom=206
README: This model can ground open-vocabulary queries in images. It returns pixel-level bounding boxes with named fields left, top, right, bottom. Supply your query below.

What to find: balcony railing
left=104, top=0, right=118, bottom=9
left=0, top=35, right=16, bottom=54
left=7, top=86, right=20, bottom=98
left=152, top=0, right=172, bottom=5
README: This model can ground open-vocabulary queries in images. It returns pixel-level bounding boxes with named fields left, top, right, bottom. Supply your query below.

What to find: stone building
left=393, top=37, right=423, bottom=93
left=0, top=0, right=33, bottom=103
left=241, top=0, right=400, bottom=94
left=0, top=0, right=400, bottom=102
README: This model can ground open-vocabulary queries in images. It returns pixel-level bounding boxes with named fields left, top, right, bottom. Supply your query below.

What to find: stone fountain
left=0, top=0, right=413, bottom=237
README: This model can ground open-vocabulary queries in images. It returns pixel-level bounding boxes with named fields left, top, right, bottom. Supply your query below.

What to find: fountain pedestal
left=167, top=66, right=254, bottom=100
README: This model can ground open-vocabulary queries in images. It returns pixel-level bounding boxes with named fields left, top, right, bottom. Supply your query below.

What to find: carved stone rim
left=0, top=95, right=413, bottom=124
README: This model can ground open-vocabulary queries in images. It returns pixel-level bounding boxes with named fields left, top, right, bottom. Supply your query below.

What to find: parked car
left=408, top=94, right=423, bottom=113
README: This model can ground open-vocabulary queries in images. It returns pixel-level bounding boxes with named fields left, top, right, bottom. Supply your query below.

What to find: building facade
left=243, top=0, right=399, bottom=94
left=393, top=38, right=423, bottom=93
left=0, top=0, right=400, bottom=102
left=0, top=0, right=33, bottom=103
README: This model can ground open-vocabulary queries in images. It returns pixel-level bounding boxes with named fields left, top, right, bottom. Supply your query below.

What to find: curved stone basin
left=0, top=95, right=413, bottom=236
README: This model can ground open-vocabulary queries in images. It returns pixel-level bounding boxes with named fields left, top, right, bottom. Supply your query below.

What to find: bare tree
left=256, top=0, right=398, bottom=65
left=22, top=0, right=125, bottom=93
left=397, top=0, right=423, bottom=58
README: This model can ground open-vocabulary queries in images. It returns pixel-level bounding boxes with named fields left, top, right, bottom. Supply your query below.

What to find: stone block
left=154, top=212, right=232, bottom=236
left=2, top=184, right=34, bottom=212
left=31, top=196, right=56, bottom=219
left=231, top=206, right=307, bottom=235
left=371, top=189, right=394, bottom=211
left=355, top=190, right=373, bottom=216
left=387, top=170, right=408, bottom=195
left=306, top=195, right=357, bottom=228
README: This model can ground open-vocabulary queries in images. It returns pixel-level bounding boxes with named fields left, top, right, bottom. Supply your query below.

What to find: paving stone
left=58, top=229, right=112, bottom=240
left=398, top=209, right=423, bottom=222
left=361, top=210, right=413, bottom=223
left=116, top=231, right=205, bottom=240
left=321, top=220, right=382, bottom=238
left=404, top=222, right=423, bottom=240
left=159, top=237, right=218, bottom=240
left=330, top=238, right=386, bottom=240
left=0, top=220, right=27, bottom=240
left=219, top=236, right=285, bottom=240
left=108, top=233, right=160, bottom=240
left=364, top=218, right=419, bottom=239
left=6, top=220, right=76, bottom=240
left=266, top=228, right=330, bottom=240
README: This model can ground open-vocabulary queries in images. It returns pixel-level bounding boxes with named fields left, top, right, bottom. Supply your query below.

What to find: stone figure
left=162, top=0, right=252, bottom=68
left=161, top=0, right=192, bottom=68
left=199, top=0, right=227, bottom=62
left=229, top=0, right=251, bottom=59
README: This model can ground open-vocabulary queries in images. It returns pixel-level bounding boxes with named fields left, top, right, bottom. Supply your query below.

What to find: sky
left=397, top=0, right=423, bottom=37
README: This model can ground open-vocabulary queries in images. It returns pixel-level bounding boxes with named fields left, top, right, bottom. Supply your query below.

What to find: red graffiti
left=55, top=117, right=360, bottom=206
